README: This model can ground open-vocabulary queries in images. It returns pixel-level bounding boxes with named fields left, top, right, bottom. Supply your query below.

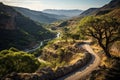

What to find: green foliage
left=79, top=16, right=95, bottom=26
left=61, top=27, right=70, bottom=42
left=57, top=48, right=73, bottom=62
left=15, top=13, right=55, bottom=41
left=39, top=62, right=50, bottom=69
left=32, top=48, right=42, bottom=57
left=79, top=15, right=120, bottom=57
left=0, top=29, right=32, bottom=50
left=0, top=4, right=55, bottom=50
left=0, top=49, right=40, bottom=78
left=9, top=47, right=19, bottom=52
left=0, top=50, right=9, bottom=55
left=58, top=21, right=68, bottom=27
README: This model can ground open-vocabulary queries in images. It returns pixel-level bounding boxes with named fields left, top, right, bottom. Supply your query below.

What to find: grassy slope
left=39, top=39, right=86, bottom=69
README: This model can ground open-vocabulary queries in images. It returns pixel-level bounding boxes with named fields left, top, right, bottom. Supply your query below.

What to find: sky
left=0, top=0, right=111, bottom=11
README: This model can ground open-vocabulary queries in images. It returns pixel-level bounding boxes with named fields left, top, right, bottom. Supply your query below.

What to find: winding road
left=57, top=43, right=100, bottom=80
left=25, top=31, right=100, bottom=80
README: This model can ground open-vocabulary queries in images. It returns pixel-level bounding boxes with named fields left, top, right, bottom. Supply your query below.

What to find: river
left=24, top=32, right=60, bottom=53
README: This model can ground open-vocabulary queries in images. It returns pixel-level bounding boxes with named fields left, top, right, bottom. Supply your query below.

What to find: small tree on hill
left=62, top=27, right=69, bottom=42
left=80, top=16, right=120, bottom=58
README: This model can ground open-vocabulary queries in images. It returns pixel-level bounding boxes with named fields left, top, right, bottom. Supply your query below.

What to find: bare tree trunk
left=98, top=40, right=111, bottom=58
left=104, top=48, right=111, bottom=58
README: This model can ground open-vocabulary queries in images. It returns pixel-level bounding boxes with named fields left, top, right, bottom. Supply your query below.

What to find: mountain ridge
left=13, top=7, right=68, bottom=23
left=43, top=9, right=83, bottom=18
left=79, top=8, right=98, bottom=17
left=0, top=3, right=55, bottom=50
left=95, top=0, right=120, bottom=15
left=79, top=0, right=120, bottom=17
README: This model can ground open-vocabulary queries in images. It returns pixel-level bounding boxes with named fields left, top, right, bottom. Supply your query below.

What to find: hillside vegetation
left=79, top=0, right=120, bottom=79
left=0, top=0, right=120, bottom=80
left=40, top=40, right=87, bottom=69
left=50, top=1, right=120, bottom=80
left=0, top=3, right=55, bottom=50
left=0, top=48, right=40, bottom=78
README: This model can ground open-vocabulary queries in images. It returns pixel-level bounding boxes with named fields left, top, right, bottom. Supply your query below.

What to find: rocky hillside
left=100, top=0, right=120, bottom=10
left=79, top=8, right=98, bottom=17
left=79, top=0, right=120, bottom=17
left=95, top=0, right=120, bottom=15
left=0, top=3, right=55, bottom=50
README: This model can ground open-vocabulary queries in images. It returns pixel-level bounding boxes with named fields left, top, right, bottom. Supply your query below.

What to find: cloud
left=0, top=0, right=111, bottom=11
left=0, top=0, right=17, bottom=2
left=0, top=0, right=42, bottom=3
left=0, top=0, right=44, bottom=10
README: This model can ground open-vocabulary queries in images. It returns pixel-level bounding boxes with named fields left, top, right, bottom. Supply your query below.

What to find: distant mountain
left=0, top=3, right=55, bottom=50
left=13, top=7, right=68, bottom=23
left=79, top=8, right=98, bottom=17
left=95, top=0, right=120, bottom=15
left=43, top=9, right=83, bottom=18
left=79, top=0, right=120, bottom=17
left=100, top=0, right=120, bottom=10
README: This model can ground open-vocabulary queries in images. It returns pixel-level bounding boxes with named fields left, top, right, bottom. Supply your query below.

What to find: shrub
left=0, top=49, right=40, bottom=78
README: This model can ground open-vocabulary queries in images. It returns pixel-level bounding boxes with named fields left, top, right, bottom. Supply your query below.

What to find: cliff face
left=0, top=3, right=17, bottom=30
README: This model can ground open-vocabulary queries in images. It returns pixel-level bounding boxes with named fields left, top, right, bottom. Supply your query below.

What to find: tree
left=80, top=16, right=120, bottom=57
left=0, top=49, right=40, bottom=78
left=62, top=27, right=69, bottom=42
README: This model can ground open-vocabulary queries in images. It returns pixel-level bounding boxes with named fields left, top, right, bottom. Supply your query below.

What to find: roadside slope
left=58, top=44, right=100, bottom=80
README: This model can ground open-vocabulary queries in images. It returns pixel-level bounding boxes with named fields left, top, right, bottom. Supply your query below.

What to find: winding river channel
left=24, top=32, right=60, bottom=53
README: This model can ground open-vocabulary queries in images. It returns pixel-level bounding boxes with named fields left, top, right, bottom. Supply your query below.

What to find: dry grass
left=91, top=44, right=102, bottom=53
left=69, top=53, right=84, bottom=65
left=41, top=39, right=86, bottom=68
left=110, top=41, right=120, bottom=57
left=100, top=56, right=116, bottom=68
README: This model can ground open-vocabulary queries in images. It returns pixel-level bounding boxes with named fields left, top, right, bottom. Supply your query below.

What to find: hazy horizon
left=0, top=0, right=111, bottom=11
